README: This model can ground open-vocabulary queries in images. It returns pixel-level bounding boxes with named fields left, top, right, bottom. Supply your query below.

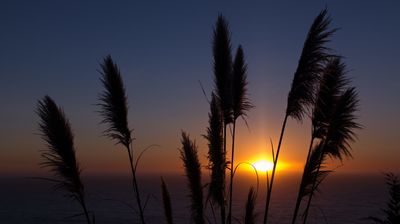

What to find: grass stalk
left=204, top=93, right=226, bottom=224
left=161, top=177, right=173, bottom=224
left=98, top=55, right=145, bottom=223
left=263, top=9, right=335, bottom=223
left=227, top=121, right=236, bottom=224
left=302, top=144, right=326, bottom=224
left=180, top=132, right=204, bottom=224
left=263, top=114, right=288, bottom=224
left=127, top=144, right=146, bottom=224
left=291, top=137, right=315, bottom=224
left=37, top=96, right=93, bottom=224
left=303, top=87, right=360, bottom=222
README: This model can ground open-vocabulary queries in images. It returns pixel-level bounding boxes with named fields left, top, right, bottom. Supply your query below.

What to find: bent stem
left=263, top=114, right=288, bottom=224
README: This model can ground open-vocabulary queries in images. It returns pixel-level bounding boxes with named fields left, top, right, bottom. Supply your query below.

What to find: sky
left=0, top=1, right=399, bottom=177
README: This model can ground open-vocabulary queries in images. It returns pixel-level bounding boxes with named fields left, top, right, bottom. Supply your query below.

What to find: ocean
left=0, top=173, right=388, bottom=224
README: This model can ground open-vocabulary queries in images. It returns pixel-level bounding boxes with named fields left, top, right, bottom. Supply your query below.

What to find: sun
left=252, top=160, right=274, bottom=172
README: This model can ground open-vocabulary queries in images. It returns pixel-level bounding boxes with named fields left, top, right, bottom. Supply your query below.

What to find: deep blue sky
left=0, top=1, right=399, bottom=175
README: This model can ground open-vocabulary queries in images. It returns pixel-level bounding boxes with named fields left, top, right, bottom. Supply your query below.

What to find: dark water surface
left=0, top=173, right=388, bottom=223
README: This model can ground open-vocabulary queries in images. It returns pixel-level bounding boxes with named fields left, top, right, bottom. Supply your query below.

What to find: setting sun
left=252, top=160, right=274, bottom=172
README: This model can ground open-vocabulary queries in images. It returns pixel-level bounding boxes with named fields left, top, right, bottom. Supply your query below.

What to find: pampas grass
left=213, top=15, right=233, bottom=126
left=204, top=93, right=226, bottom=224
left=98, top=55, right=146, bottom=223
left=228, top=45, right=252, bottom=224
left=180, top=131, right=204, bottom=224
left=367, top=173, right=400, bottom=224
left=291, top=57, right=348, bottom=223
left=263, top=9, right=336, bottom=224
left=212, top=15, right=233, bottom=224
left=37, top=95, right=93, bottom=224
left=302, top=87, right=360, bottom=223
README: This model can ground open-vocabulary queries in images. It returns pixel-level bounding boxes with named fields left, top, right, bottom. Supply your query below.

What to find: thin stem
left=302, top=137, right=329, bottom=224
left=263, top=114, right=288, bottom=224
left=221, top=195, right=226, bottom=224
left=227, top=120, right=237, bottom=224
left=302, top=149, right=324, bottom=224
left=222, top=124, right=228, bottom=224
left=291, top=136, right=315, bottom=224
left=127, top=144, right=146, bottom=224
left=80, top=197, right=92, bottom=224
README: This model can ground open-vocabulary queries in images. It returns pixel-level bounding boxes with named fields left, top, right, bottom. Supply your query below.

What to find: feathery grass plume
left=232, top=45, right=252, bottom=120
left=321, top=87, right=360, bottom=160
left=291, top=143, right=332, bottom=224
left=161, top=177, right=174, bottom=224
left=227, top=45, right=253, bottom=224
left=312, top=57, right=348, bottom=139
left=180, top=132, right=204, bottom=224
left=204, top=93, right=226, bottom=223
left=98, top=55, right=145, bottom=224
left=367, top=173, right=400, bottom=224
left=244, top=187, right=257, bottom=224
left=98, top=55, right=131, bottom=148
left=300, top=143, right=331, bottom=200
left=264, top=9, right=336, bottom=224
left=286, top=9, right=336, bottom=121
left=302, top=87, right=361, bottom=224
left=213, top=14, right=233, bottom=125
left=212, top=15, right=233, bottom=224
left=37, top=96, right=92, bottom=224
left=291, top=57, right=347, bottom=224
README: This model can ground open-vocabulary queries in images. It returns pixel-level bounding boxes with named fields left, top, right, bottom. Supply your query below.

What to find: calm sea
left=0, top=173, right=389, bottom=224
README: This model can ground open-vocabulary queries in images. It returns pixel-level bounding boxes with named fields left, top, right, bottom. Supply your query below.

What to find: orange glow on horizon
left=253, top=160, right=274, bottom=172
left=237, top=157, right=293, bottom=176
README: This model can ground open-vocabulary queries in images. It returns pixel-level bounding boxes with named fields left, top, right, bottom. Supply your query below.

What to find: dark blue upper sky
left=1, top=1, right=399, bottom=174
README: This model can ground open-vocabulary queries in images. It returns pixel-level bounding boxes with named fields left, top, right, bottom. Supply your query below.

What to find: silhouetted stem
left=227, top=120, right=237, bottom=224
left=291, top=137, right=315, bottom=224
left=80, top=198, right=92, bottom=224
left=263, top=114, right=288, bottom=224
left=222, top=124, right=228, bottom=224
left=127, top=144, right=146, bottom=224
left=302, top=141, right=326, bottom=224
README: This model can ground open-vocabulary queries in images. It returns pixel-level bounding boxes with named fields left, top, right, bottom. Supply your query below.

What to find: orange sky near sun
left=1, top=108, right=398, bottom=178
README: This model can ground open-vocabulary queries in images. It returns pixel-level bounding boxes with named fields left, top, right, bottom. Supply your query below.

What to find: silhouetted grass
left=161, top=177, right=173, bottom=224
left=291, top=57, right=348, bottom=223
left=213, top=15, right=233, bottom=126
left=212, top=15, right=232, bottom=224
left=37, top=96, right=93, bottom=224
left=300, top=143, right=332, bottom=200
left=98, top=55, right=146, bottom=224
left=227, top=45, right=253, bottom=224
left=244, top=187, right=257, bottom=224
left=204, top=93, right=226, bottom=223
left=32, top=8, right=365, bottom=224
left=180, top=132, right=204, bottom=224
left=212, top=15, right=253, bottom=224
left=263, top=9, right=336, bottom=224
left=367, top=173, right=400, bottom=224
left=302, top=86, right=360, bottom=223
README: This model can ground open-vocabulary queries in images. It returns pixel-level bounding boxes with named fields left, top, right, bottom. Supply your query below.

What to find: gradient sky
left=0, top=1, right=399, bottom=176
